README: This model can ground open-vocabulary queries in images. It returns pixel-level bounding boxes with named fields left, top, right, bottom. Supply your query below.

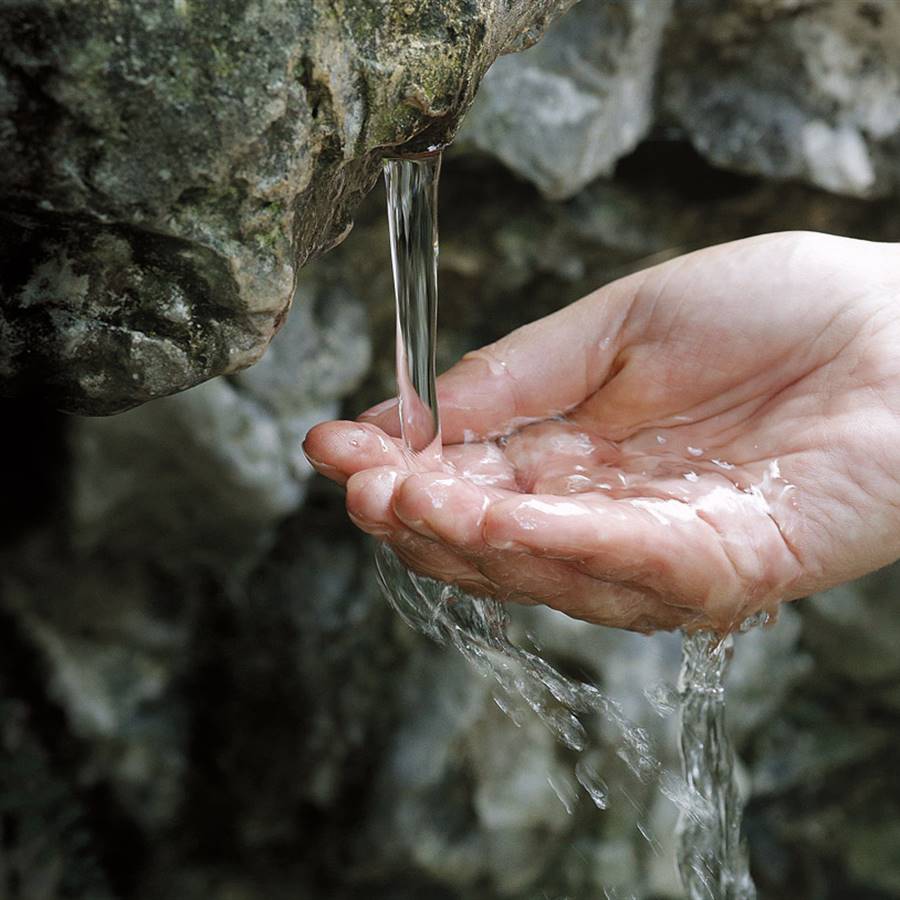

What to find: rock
left=459, top=0, right=672, bottom=199
left=362, top=647, right=495, bottom=888
left=663, top=0, right=900, bottom=197
left=845, top=818, right=900, bottom=895
left=67, top=268, right=370, bottom=573
left=70, top=376, right=304, bottom=569
left=20, top=613, right=186, bottom=830
left=725, top=605, right=812, bottom=746
left=0, top=0, right=575, bottom=414
left=801, top=562, right=900, bottom=684
left=0, top=268, right=371, bottom=838
left=461, top=0, right=900, bottom=202
left=196, top=521, right=403, bottom=856
left=1, top=547, right=192, bottom=832
left=233, top=272, right=371, bottom=485
left=0, top=689, right=116, bottom=899
left=469, top=713, right=575, bottom=893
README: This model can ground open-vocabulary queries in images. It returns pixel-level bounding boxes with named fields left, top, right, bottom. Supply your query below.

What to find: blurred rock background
left=2, top=0, right=900, bottom=897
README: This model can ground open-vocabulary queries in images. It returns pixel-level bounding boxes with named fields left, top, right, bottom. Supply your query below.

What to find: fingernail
left=347, top=509, right=391, bottom=537
left=301, top=444, right=323, bottom=467
left=393, top=507, right=439, bottom=540
left=301, top=445, right=339, bottom=475
left=483, top=536, right=518, bottom=551
left=358, top=397, right=398, bottom=419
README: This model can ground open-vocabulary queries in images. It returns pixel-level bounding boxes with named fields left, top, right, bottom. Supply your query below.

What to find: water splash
left=379, top=153, right=756, bottom=897
left=375, top=543, right=706, bottom=834
left=575, top=757, right=610, bottom=810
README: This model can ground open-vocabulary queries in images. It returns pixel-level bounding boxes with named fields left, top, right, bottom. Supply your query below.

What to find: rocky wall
left=2, top=1, right=900, bottom=898
left=0, top=0, right=576, bottom=414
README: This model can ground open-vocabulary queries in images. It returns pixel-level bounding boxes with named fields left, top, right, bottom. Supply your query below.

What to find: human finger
left=391, top=472, right=507, bottom=550
left=481, top=492, right=743, bottom=612
left=390, top=532, right=495, bottom=597
left=358, top=275, right=639, bottom=443
left=471, top=551, right=687, bottom=633
left=304, top=421, right=406, bottom=485
left=345, top=466, right=407, bottom=535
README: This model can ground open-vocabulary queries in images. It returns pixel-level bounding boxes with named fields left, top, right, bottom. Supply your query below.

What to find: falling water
left=378, top=153, right=755, bottom=899
left=676, top=630, right=756, bottom=900
left=384, top=152, right=442, bottom=458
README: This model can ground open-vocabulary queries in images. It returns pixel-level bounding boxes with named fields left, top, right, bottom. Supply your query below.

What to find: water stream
left=676, top=629, right=756, bottom=900
left=378, top=153, right=755, bottom=899
left=384, top=152, right=442, bottom=458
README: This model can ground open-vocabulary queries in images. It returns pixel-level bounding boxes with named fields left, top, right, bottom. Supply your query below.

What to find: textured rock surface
left=463, top=0, right=900, bottom=202
left=3, top=3, right=900, bottom=899
left=0, top=0, right=574, bottom=414
left=67, top=268, right=369, bottom=573
left=663, top=0, right=900, bottom=199
left=460, top=0, right=672, bottom=198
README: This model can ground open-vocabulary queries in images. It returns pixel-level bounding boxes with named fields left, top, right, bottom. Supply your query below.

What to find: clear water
left=379, top=154, right=756, bottom=898
left=676, top=629, right=757, bottom=900
left=384, top=153, right=442, bottom=458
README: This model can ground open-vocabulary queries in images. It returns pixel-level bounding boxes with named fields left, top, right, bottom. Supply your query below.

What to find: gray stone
left=664, top=0, right=900, bottom=197
left=234, top=272, right=371, bottom=484
left=0, top=691, right=115, bottom=899
left=459, top=0, right=672, bottom=199
left=206, top=526, right=403, bottom=855
left=0, top=0, right=575, bottom=414
left=1, top=546, right=192, bottom=833
left=67, top=269, right=370, bottom=573
left=845, top=818, right=900, bottom=895
left=726, top=605, right=812, bottom=746
left=0, top=266, right=372, bottom=839
left=801, top=563, right=900, bottom=684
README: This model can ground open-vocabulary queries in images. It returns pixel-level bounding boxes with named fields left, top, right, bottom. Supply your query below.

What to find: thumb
left=359, top=275, right=637, bottom=443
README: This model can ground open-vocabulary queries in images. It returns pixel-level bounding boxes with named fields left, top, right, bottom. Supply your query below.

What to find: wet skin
left=304, top=232, right=900, bottom=633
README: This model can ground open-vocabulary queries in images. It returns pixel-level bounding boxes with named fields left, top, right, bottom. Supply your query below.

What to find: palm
left=305, top=232, right=900, bottom=632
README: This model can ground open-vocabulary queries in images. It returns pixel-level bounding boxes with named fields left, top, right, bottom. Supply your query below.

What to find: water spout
left=383, top=153, right=442, bottom=458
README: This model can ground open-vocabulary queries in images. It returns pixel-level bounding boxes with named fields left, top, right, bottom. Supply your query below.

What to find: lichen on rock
left=0, top=0, right=575, bottom=414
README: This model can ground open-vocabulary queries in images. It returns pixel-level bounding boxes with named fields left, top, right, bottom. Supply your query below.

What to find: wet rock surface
left=7, top=0, right=900, bottom=414
left=3, top=2, right=900, bottom=899
left=0, top=0, right=574, bottom=413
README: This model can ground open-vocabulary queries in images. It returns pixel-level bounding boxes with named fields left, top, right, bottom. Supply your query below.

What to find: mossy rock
left=0, top=0, right=574, bottom=413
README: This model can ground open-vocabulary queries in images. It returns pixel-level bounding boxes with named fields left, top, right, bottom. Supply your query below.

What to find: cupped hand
left=304, top=232, right=900, bottom=632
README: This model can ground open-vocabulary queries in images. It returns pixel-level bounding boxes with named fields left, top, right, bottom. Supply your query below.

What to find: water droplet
left=575, top=758, right=609, bottom=810
left=644, top=680, right=679, bottom=717
left=547, top=774, right=578, bottom=815
left=637, top=820, right=663, bottom=856
left=492, top=691, right=526, bottom=727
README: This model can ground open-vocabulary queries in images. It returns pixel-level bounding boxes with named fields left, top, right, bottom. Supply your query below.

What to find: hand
left=304, top=232, right=900, bottom=632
